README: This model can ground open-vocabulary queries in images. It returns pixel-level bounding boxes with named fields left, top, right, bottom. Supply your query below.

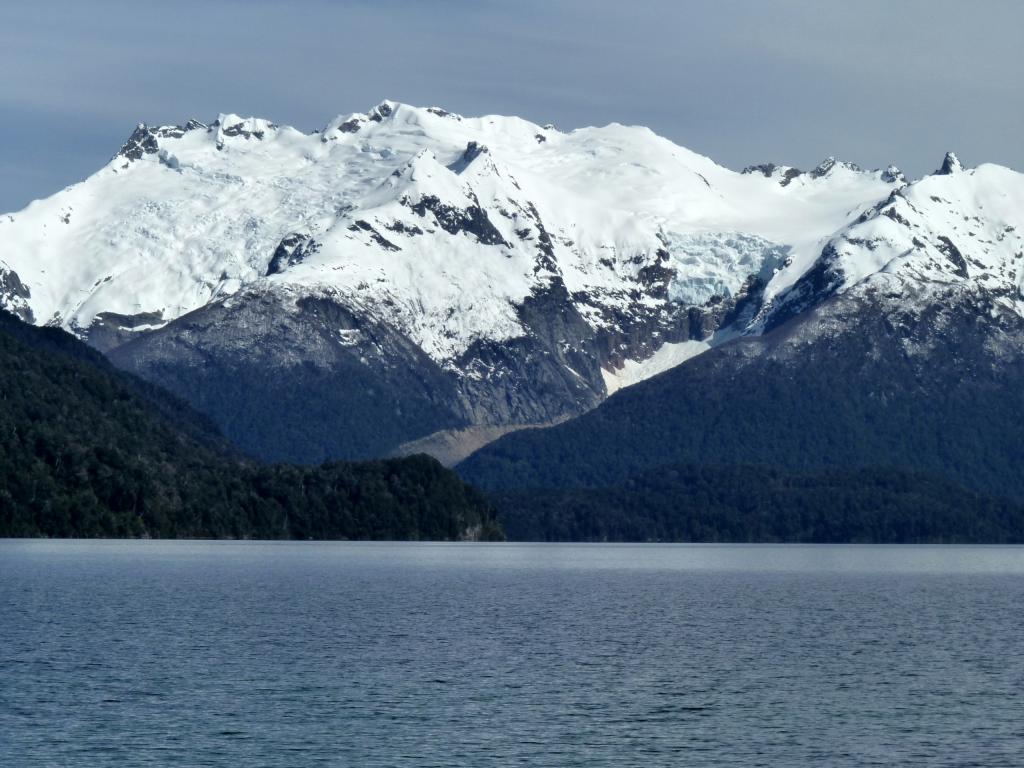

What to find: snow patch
left=602, top=340, right=710, bottom=395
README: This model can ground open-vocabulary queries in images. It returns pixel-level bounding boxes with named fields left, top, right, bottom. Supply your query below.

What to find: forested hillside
left=0, top=312, right=502, bottom=540
left=460, top=294, right=1024, bottom=503
left=493, top=465, right=1024, bottom=543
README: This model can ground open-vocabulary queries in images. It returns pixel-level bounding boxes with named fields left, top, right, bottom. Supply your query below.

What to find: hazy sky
left=2, top=0, right=1022, bottom=211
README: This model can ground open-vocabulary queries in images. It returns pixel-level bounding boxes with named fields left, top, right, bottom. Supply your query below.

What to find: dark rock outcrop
left=405, top=194, right=509, bottom=247
left=934, top=152, right=964, bottom=176
left=266, top=234, right=322, bottom=275
left=0, top=267, right=33, bottom=323
left=116, top=121, right=206, bottom=161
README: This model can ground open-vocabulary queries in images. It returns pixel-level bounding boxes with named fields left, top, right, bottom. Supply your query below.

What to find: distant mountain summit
left=2, top=101, right=1022, bottom=463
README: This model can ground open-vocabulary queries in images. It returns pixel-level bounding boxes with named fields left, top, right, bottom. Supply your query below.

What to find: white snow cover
left=827, top=166, right=1022, bottom=294
left=2, top=100, right=1022, bottom=385
left=602, top=340, right=710, bottom=395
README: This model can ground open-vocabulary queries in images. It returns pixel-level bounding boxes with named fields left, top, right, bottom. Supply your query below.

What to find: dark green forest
left=493, top=464, right=1024, bottom=543
left=459, top=304, right=1024, bottom=503
left=0, top=312, right=502, bottom=540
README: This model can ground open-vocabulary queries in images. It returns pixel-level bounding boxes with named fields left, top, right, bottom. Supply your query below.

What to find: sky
left=1, top=0, right=1022, bottom=212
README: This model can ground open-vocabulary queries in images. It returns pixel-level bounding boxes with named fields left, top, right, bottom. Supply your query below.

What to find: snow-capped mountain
left=2, top=101, right=1022, bottom=463
left=757, top=153, right=1024, bottom=332
left=0, top=101, right=900, bottom=349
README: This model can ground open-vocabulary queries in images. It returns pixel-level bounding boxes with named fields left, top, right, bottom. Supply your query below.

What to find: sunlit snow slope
left=3, top=102, right=1023, bottom=461
left=1, top=101, right=906, bottom=361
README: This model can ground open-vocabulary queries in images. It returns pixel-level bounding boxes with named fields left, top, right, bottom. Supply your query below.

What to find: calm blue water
left=2, top=542, right=1023, bottom=767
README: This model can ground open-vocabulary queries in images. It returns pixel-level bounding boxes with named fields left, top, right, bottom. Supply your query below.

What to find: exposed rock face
left=935, top=151, right=964, bottom=175
left=266, top=234, right=321, bottom=275
left=117, top=121, right=206, bottom=161
left=881, top=165, right=906, bottom=184
left=107, top=291, right=469, bottom=462
left=741, top=162, right=804, bottom=186
left=0, top=266, right=33, bottom=323
left=809, top=157, right=863, bottom=178
left=117, top=124, right=161, bottom=161
left=404, top=194, right=509, bottom=246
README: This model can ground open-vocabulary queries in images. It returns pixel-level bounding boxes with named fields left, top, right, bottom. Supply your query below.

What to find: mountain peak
left=322, top=100, right=433, bottom=139
left=114, top=119, right=206, bottom=162
left=739, top=163, right=804, bottom=186
left=368, top=100, right=398, bottom=122
left=881, top=165, right=906, bottom=184
left=935, top=152, right=963, bottom=175
left=214, top=115, right=278, bottom=149
left=810, top=156, right=863, bottom=178
left=742, top=156, right=878, bottom=187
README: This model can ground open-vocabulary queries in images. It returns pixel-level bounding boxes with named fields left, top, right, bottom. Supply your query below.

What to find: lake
left=2, top=541, right=1023, bottom=766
